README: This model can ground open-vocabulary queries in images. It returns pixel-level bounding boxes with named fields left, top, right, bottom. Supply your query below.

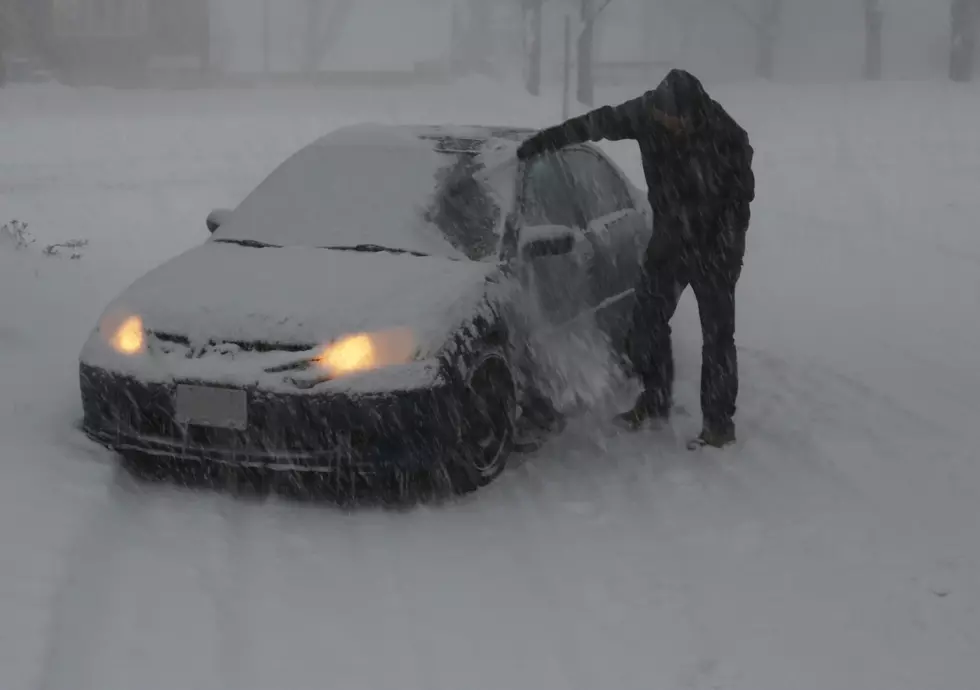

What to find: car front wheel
left=445, top=355, right=516, bottom=495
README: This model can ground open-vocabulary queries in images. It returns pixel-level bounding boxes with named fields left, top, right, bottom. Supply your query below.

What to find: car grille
left=149, top=331, right=316, bottom=357
left=80, top=364, right=444, bottom=458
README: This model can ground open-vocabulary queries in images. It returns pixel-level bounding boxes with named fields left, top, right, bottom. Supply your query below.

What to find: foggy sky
left=57, top=0, right=955, bottom=82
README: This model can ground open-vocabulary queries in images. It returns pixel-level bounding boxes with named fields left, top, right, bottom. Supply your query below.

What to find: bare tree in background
left=0, top=0, right=36, bottom=85
left=0, top=0, right=7, bottom=86
left=522, top=0, right=544, bottom=95
left=642, top=0, right=659, bottom=61
left=711, top=0, right=783, bottom=79
left=577, top=0, right=613, bottom=105
left=304, top=0, right=357, bottom=73
left=0, top=0, right=23, bottom=86
left=863, top=0, right=883, bottom=80
left=755, top=0, right=782, bottom=80
left=450, top=0, right=496, bottom=77
left=950, top=0, right=979, bottom=81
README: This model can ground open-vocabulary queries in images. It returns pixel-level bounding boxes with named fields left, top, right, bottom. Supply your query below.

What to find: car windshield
left=212, top=128, right=506, bottom=261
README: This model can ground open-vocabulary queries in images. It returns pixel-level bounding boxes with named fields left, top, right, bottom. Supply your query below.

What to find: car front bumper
left=79, top=363, right=463, bottom=475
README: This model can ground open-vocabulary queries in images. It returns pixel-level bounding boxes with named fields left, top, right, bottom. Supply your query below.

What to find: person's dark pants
left=627, top=208, right=747, bottom=433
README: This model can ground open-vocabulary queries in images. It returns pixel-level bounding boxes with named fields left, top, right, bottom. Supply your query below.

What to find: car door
left=517, top=153, right=596, bottom=326
left=558, top=146, right=651, bottom=337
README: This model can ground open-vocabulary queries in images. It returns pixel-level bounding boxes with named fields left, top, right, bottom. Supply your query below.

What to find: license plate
left=174, top=384, right=248, bottom=430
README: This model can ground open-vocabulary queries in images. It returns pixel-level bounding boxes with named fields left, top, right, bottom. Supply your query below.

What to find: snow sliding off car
left=79, top=124, right=652, bottom=494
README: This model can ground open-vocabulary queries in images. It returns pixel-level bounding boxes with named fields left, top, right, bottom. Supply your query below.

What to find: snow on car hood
left=94, top=241, right=497, bottom=354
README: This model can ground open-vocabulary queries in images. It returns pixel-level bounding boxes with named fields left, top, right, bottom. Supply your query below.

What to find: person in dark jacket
left=516, top=69, right=755, bottom=449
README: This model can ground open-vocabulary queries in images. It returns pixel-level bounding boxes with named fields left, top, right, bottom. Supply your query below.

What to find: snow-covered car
left=78, top=123, right=652, bottom=494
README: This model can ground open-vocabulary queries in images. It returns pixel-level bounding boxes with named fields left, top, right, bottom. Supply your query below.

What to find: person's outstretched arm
left=517, top=93, right=652, bottom=159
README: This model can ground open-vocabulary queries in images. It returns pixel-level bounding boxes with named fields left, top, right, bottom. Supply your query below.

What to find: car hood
left=98, top=241, right=498, bottom=354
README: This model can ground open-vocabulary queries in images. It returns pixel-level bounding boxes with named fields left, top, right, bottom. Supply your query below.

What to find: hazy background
left=4, top=0, right=960, bottom=88
left=2, top=3, right=980, bottom=690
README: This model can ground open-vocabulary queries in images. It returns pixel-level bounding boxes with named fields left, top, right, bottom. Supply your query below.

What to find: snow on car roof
left=309, top=123, right=533, bottom=151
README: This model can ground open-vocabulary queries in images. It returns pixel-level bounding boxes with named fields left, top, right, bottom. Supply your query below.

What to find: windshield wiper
left=214, top=238, right=280, bottom=249
left=320, top=244, right=429, bottom=257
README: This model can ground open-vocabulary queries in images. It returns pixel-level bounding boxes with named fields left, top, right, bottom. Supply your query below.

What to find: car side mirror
left=520, top=225, right=576, bottom=259
left=206, top=208, right=233, bottom=233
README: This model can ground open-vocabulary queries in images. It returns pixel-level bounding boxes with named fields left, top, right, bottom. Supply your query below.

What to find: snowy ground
left=1, top=77, right=979, bottom=690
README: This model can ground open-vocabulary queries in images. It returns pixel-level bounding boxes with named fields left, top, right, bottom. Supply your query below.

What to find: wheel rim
left=466, top=366, right=513, bottom=476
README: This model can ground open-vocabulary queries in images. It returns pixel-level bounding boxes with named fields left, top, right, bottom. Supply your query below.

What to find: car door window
left=561, top=148, right=634, bottom=223
left=518, top=154, right=596, bottom=322
left=522, top=155, right=582, bottom=229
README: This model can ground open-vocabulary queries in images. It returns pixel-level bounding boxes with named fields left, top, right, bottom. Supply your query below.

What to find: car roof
left=402, top=123, right=536, bottom=141
left=318, top=123, right=536, bottom=154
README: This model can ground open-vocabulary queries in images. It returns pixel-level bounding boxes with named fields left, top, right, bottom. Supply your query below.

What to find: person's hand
left=516, top=134, right=545, bottom=160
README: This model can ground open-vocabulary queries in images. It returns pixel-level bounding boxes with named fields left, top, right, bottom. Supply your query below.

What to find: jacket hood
left=651, top=69, right=713, bottom=126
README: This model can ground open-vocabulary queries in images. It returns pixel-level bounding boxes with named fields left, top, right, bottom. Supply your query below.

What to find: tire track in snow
left=193, top=493, right=277, bottom=689
left=35, top=469, right=231, bottom=690
left=35, top=467, right=150, bottom=690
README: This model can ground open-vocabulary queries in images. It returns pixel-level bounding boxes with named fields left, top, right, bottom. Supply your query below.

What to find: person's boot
left=514, top=389, right=567, bottom=451
left=521, top=387, right=565, bottom=431
left=613, top=392, right=670, bottom=431
left=687, top=425, right=736, bottom=450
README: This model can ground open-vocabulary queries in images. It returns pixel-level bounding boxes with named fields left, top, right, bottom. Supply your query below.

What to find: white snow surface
left=1, top=79, right=979, bottom=690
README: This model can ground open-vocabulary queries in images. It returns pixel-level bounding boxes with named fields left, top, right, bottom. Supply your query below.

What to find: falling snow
left=1, top=76, right=979, bottom=690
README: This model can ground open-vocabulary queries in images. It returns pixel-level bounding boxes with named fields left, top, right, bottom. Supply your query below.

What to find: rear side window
left=522, top=155, right=582, bottom=228
left=560, top=148, right=634, bottom=223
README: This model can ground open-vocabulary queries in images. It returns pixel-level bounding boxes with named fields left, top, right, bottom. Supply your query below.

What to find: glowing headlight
left=314, top=328, right=416, bottom=378
left=109, top=315, right=145, bottom=355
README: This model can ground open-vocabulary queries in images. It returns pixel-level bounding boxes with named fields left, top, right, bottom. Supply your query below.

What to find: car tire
left=445, top=354, right=516, bottom=495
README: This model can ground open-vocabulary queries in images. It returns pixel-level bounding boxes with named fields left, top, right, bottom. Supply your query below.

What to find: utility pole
left=524, top=0, right=543, bottom=95
left=863, top=0, right=883, bottom=80
left=950, top=0, right=979, bottom=81
left=577, top=0, right=612, bottom=106
left=563, top=13, right=572, bottom=118
left=263, top=0, right=271, bottom=73
left=755, top=0, right=782, bottom=80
